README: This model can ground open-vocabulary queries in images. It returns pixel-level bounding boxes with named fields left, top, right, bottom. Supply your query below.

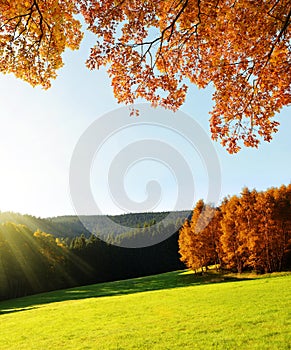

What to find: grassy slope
left=0, top=271, right=290, bottom=349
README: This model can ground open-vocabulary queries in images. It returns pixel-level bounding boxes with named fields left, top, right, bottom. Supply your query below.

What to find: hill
left=0, top=270, right=290, bottom=349
left=0, top=217, right=186, bottom=300
left=0, top=210, right=190, bottom=239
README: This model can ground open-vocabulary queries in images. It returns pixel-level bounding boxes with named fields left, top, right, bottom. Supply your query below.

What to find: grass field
left=0, top=270, right=290, bottom=349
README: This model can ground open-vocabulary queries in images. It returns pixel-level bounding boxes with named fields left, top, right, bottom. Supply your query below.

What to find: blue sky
left=0, top=31, right=290, bottom=218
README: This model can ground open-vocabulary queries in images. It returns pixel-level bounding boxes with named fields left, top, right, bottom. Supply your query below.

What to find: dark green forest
left=0, top=211, right=188, bottom=301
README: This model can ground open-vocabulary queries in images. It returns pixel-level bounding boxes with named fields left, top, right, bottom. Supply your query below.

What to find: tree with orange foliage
left=0, top=1, right=83, bottom=88
left=179, top=199, right=222, bottom=272
left=179, top=218, right=202, bottom=272
left=249, top=190, right=279, bottom=272
left=219, top=186, right=291, bottom=273
left=1, top=1, right=290, bottom=152
left=180, top=185, right=291, bottom=274
left=220, top=195, right=248, bottom=273
left=260, top=186, right=291, bottom=271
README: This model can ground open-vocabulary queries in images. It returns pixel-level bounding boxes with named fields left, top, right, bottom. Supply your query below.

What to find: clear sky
left=0, top=31, right=290, bottom=218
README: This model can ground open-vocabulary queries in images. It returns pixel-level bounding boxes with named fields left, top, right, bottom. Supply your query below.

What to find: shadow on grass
left=0, top=270, right=252, bottom=315
left=0, top=306, right=37, bottom=315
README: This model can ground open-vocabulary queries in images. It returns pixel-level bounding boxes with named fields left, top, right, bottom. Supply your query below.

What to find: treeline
left=0, top=211, right=189, bottom=239
left=0, top=221, right=184, bottom=301
left=179, top=185, right=291, bottom=273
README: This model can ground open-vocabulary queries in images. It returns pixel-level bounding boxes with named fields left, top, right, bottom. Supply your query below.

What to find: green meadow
left=0, top=270, right=290, bottom=349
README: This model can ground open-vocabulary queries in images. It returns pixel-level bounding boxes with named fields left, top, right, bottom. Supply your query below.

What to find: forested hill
left=0, top=212, right=91, bottom=238
left=0, top=211, right=190, bottom=239
left=0, top=210, right=189, bottom=300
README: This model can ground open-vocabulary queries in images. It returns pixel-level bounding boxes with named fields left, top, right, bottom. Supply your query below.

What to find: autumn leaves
left=179, top=185, right=291, bottom=273
left=0, top=0, right=82, bottom=88
left=82, top=0, right=291, bottom=152
left=0, top=1, right=290, bottom=152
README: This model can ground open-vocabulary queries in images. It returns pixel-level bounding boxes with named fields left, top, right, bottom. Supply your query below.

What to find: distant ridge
left=0, top=210, right=190, bottom=239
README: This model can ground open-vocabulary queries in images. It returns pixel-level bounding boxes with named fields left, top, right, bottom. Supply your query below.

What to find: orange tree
left=178, top=199, right=222, bottom=272
left=1, top=0, right=290, bottom=152
left=0, top=0, right=83, bottom=88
